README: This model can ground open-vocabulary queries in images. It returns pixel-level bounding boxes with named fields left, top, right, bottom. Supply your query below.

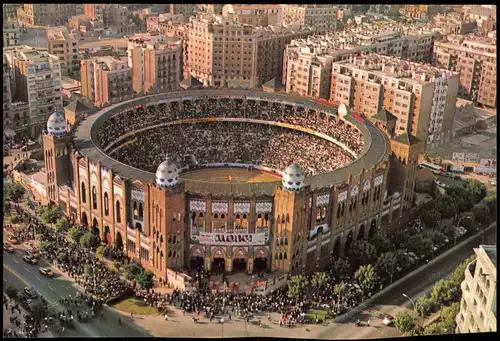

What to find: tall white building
left=4, top=46, right=63, bottom=137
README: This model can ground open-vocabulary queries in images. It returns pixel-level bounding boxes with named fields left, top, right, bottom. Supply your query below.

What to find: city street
left=315, top=224, right=497, bottom=339
left=2, top=241, right=149, bottom=337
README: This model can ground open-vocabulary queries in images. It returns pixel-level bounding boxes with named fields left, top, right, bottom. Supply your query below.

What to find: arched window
left=104, top=192, right=109, bottom=216
left=199, top=212, right=203, bottom=218
left=173, top=236, right=176, bottom=244
left=321, top=207, right=327, bottom=219
left=192, top=212, right=196, bottom=222
left=139, top=203, right=143, bottom=219
left=214, top=213, right=218, bottom=219
left=133, top=202, right=138, bottom=219
left=81, top=182, right=86, bottom=203
left=168, top=236, right=172, bottom=243
left=284, top=252, right=287, bottom=260
left=116, top=201, right=121, bottom=222
left=221, top=214, right=225, bottom=219
left=285, top=238, right=288, bottom=245
left=92, top=186, right=97, bottom=210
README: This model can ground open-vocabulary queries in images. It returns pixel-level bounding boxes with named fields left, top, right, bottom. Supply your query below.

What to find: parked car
left=20, top=145, right=27, bottom=151
left=490, top=180, right=496, bottom=186
left=12, top=143, right=22, bottom=149
left=434, top=180, right=447, bottom=188
left=3, top=243, right=14, bottom=253
left=28, top=249, right=40, bottom=258
left=26, top=140, right=36, bottom=146
left=383, top=315, right=394, bottom=326
left=39, top=268, right=53, bottom=277
left=23, top=253, right=37, bottom=265
left=24, top=287, right=38, bottom=299
left=6, top=235, right=18, bottom=244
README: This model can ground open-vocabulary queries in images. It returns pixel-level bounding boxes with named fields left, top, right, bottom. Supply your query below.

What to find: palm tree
left=334, top=282, right=348, bottom=310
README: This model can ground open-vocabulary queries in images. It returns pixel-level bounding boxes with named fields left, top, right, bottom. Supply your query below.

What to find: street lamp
left=402, top=293, right=417, bottom=325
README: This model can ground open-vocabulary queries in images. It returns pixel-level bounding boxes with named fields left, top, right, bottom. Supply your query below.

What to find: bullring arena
left=44, top=89, right=393, bottom=287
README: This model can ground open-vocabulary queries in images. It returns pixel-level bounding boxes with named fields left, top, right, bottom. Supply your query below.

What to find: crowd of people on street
left=3, top=294, right=50, bottom=338
left=96, top=98, right=364, bottom=177
left=112, top=121, right=354, bottom=177
left=4, top=201, right=378, bottom=330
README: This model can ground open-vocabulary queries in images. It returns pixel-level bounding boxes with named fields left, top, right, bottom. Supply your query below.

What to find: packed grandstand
left=95, top=97, right=365, bottom=177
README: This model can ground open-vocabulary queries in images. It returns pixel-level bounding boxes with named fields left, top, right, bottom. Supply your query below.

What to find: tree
left=68, top=227, right=85, bottom=244
left=5, top=286, right=18, bottom=300
left=311, top=272, right=327, bottom=296
left=84, top=264, right=92, bottom=276
left=375, top=252, right=398, bottom=282
left=461, top=179, right=486, bottom=204
left=330, top=258, right=353, bottom=278
left=79, top=232, right=98, bottom=248
left=421, top=209, right=441, bottom=230
left=396, top=250, right=418, bottom=270
left=41, top=206, right=63, bottom=225
left=482, top=195, right=497, bottom=220
left=40, top=241, right=55, bottom=251
left=431, top=279, right=459, bottom=306
left=471, top=202, right=490, bottom=227
left=137, top=270, right=154, bottom=289
left=30, top=301, right=48, bottom=323
left=423, top=323, right=446, bottom=335
left=372, top=235, right=392, bottom=254
left=7, top=215, right=19, bottom=224
left=435, top=196, right=457, bottom=221
left=394, top=311, right=415, bottom=334
left=4, top=182, right=26, bottom=202
left=287, top=275, right=309, bottom=301
left=440, top=302, right=460, bottom=333
left=415, top=295, right=435, bottom=318
left=452, top=256, right=476, bottom=285
left=354, top=264, right=380, bottom=293
left=125, top=263, right=143, bottom=281
left=347, top=240, right=377, bottom=268
left=96, top=245, right=106, bottom=260
left=390, top=229, right=409, bottom=249
left=423, top=230, right=446, bottom=249
left=54, top=218, right=69, bottom=233
left=334, top=282, right=348, bottom=300
left=402, top=234, right=434, bottom=259
left=445, top=186, right=474, bottom=214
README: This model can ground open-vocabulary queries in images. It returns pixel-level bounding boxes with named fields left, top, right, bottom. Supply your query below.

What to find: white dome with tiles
left=338, top=103, right=349, bottom=118
left=46, top=111, right=67, bottom=136
left=282, top=163, right=305, bottom=191
left=156, top=157, right=179, bottom=188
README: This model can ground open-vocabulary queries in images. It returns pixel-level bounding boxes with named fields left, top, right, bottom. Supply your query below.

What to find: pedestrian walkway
left=2, top=297, right=54, bottom=338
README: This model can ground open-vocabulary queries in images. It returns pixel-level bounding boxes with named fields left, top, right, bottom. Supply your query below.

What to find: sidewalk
left=2, top=298, right=54, bottom=338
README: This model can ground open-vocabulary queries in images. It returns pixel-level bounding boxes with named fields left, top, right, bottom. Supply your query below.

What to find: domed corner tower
left=42, top=111, right=74, bottom=204
left=272, top=163, right=309, bottom=274
left=148, top=157, right=187, bottom=277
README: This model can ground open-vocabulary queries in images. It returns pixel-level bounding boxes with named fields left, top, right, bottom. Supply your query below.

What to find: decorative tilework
left=190, top=199, right=206, bottom=213
left=316, top=193, right=330, bottom=207
left=350, top=185, right=359, bottom=197
left=212, top=200, right=229, bottom=214
left=131, top=188, right=144, bottom=202
left=363, top=180, right=371, bottom=192
left=375, top=174, right=384, bottom=187
left=233, top=201, right=251, bottom=214
left=338, top=191, right=348, bottom=202
left=256, top=200, right=273, bottom=214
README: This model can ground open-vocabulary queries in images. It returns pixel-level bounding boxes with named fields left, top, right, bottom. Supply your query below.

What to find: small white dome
left=338, top=103, right=349, bottom=117
left=156, top=157, right=179, bottom=189
left=281, top=163, right=305, bottom=192
left=46, top=111, right=67, bottom=136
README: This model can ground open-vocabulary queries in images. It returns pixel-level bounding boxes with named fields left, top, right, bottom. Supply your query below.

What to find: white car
left=27, top=140, right=36, bottom=146
left=434, top=180, right=447, bottom=188
left=490, top=180, right=496, bottom=186
left=383, top=315, right=394, bottom=326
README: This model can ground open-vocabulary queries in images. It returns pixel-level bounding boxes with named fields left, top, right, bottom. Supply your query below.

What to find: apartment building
left=222, top=4, right=282, bottom=27
left=3, top=4, right=21, bottom=21
left=329, top=54, right=459, bottom=150
left=433, top=35, right=496, bottom=108
left=283, top=26, right=438, bottom=98
left=3, top=19, right=20, bottom=47
left=4, top=46, right=63, bottom=137
left=186, top=15, right=313, bottom=89
left=152, top=13, right=186, bottom=33
left=170, top=4, right=196, bottom=17
left=456, top=245, right=497, bottom=333
left=20, top=4, right=79, bottom=27
left=127, top=33, right=182, bottom=94
left=197, top=4, right=224, bottom=16
left=401, top=5, right=441, bottom=20
left=3, top=56, right=12, bottom=138
left=80, top=56, right=133, bottom=107
left=46, top=27, right=80, bottom=78
left=432, top=12, right=477, bottom=35
left=281, top=5, right=339, bottom=33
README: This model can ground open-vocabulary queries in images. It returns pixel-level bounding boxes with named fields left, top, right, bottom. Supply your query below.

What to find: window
left=116, top=201, right=121, bottom=222
left=92, top=186, right=97, bottom=210
left=104, top=192, right=109, bottom=216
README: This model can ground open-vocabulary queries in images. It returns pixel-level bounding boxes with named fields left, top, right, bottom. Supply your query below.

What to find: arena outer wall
left=44, top=89, right=396, bottom=283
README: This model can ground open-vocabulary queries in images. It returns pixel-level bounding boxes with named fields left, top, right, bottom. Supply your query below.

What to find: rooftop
left=481, top=245, right=497, bottom=270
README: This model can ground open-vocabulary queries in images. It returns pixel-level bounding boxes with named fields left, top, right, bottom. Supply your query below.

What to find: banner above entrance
left=199, top=232, right=266, bottom=246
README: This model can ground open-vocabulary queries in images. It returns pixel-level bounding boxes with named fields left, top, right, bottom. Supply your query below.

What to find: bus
left=418, top=161, right=442, bottom=171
